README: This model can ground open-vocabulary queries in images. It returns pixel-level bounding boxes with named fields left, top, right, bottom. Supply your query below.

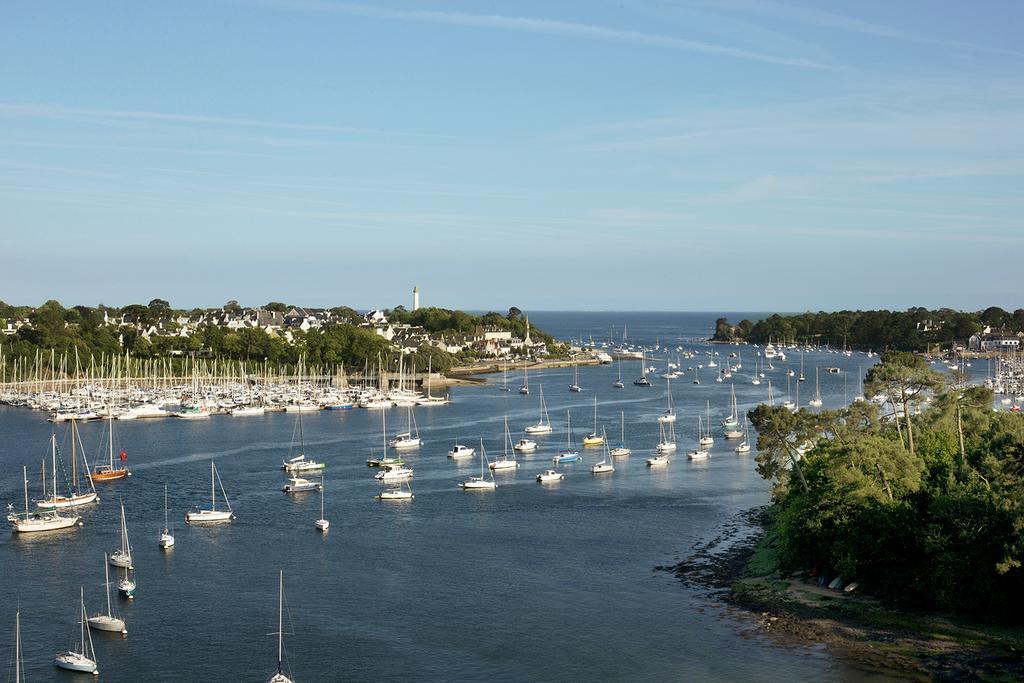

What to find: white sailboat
left=499, top=361, right=511, bottom=392
left=159, top=483, right=175, bottom=549
left=610, top=411, right=631, bottom=457
left=8, top=464, right=81, bottom=533
left=655, top=420, right=677, bottom=454
left=657, top=376, right=676, bottom=423
left=524, top=384, right=553, bottom=434
left=281, top=410, right=325, bottom=473
left=389, top=407, right=422, bottom=450
left=613, top=361, right=624, bottom=389
left=185, top=461, right=234, bottom=523
left=377, top=476, right=414, bottom=500
left=36, top=427, right=98, bottom=509
left=88, top=555, right=127, bottom=635
left=316, top=478, right=329, bottom=532
left=688, top=416, right=711, bottom=460
left=490, top=417, right=519, bottom=470
left=519, top=363, right=530, bottom=395
left=700, top=402, right=715, bottom=447
left=591, top=429, right=614, bottom=474
left=808, top=367, right=824, bottom=407
left=109, top=501, right=133, bottom=569
left=267, top=570, right=295, bottom=683
left=54, top=588, right=99, bottom=675
left=569, top=361, right=582, bottom=392
left=461, top=439, right=497, bottom=490
left=735, top=421, right=752, bottom=454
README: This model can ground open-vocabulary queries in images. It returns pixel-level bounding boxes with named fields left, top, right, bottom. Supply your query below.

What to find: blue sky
left=2, top=1, right=1022, bottom=312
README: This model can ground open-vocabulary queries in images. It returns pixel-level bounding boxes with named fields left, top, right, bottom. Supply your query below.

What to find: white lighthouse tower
left=412, top=286, right=420, bottom=311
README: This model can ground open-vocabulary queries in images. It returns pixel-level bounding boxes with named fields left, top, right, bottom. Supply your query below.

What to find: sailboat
left=117, top=561, right=136, bottom=599
left=90, top=412, right=130, bottom=482
left=389, top=407, right=422, bottom=449
left=591, top=429, right=614, bottom=474
left=7, top=464, right=81, bottom=533
left=282, top=410, right=325, bottom=473
left=54, top=588, right=98, bottom=674
left=490, top=417, right=519, bottom=470
left=646, top=429, right=671, bottom=466
left=109, top=501, right=133, bottom=569
left=655, top=420, right=677, bottom=454
left=553, top=411, right=580, bottom=463
left=700, top=402, right=715, bottom=447
left=610, top=411, right=631, bottom=457
left=633, top=352, right=651, bottom=386
left=582, top=396, right=604, bottom=446
left=267, top=570, right=295, bottom=683
left=782, top=375, right=796, bottom=411
left=569, top=361, right=582, bottom=392
left=853, top=365, right=865, bottom=402
left=524, top=384, right=553, bottom=434
left=798, top=351, right=806, bottom=382
left=500, top=361, right=511, bottom=392
left=159, top=484, right=174, bottom=549
left=519, top=363, right=530, bottom=395
left=735, top=420, right=752, bottom=454
left=36, top=426, right=98, bottom=509
left=751, top=358, right=761, bottom=386
left=185, top=460, right=234, bottom=523
left=461, top=439, right=497, bottom=490
left=688, top=416, right=711, bottom=460
left=657, top=376, right=676, bottom=423
left=377, top=475, right=414, bottom=500
left=366, top=410, right=405, bottom=468
left=315, top=478, right=330, bottom=531
left=722, top=386, right=740, bottom=431
left=88, top=555, right=127, bottom=635
left=613, top=361, right=624, bottom=389
left=808, top=367, right=824, bottom=407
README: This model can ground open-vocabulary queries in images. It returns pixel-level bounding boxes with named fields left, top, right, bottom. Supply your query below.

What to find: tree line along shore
left=712, top=306, right=1024, bottom=352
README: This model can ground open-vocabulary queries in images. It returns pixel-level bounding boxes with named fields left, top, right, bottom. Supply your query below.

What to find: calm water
left=1, top=313, right=897, bottom=681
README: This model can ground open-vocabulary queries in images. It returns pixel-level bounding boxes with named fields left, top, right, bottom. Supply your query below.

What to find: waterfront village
left=0, top=287, right=557, bottom=362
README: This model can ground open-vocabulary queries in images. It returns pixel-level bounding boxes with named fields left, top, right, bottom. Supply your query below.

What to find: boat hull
left=36, top=492, right=98, bottom=510
left=88, top=615, right=127, bottom=633
left=90, top=468, right=129, bottom=482
left=185, top=509, right=234, bottom=524
left=54, top=652, right=98, bottom=673
left=9, top=513, right=81, bottom=532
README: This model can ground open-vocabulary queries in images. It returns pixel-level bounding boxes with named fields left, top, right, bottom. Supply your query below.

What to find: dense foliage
left=0, top=300, right=562, bottom=374
left=749, top=355, right=1024, bottom=621
left=714, top=307, right=1024, bottom=351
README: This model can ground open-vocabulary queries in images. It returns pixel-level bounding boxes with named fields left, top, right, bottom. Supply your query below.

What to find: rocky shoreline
left=659, top=508, right=1024, bottom=681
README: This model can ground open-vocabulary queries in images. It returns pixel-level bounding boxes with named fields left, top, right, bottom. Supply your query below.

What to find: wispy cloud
left=249, top=0, right=838, bottom=70
left=702, top=0, right=1024, bottom=59
left=0, top=102, right=413, bottom=137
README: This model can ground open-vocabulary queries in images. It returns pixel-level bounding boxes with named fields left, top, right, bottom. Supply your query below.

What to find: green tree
left=864, top=352, right=945, bottom=456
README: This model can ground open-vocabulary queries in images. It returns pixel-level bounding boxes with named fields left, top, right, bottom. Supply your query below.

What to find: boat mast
left=15, top=607, right=22, bottom=683
left=51, top=433, right=58, bottom=503
left=22, top=464, right=28, bottom=517
left=211, top=460, right=216, bottom=512
left=104, top=554, right=112, bottom=618
left=277, top=570, right=285, bottom=675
